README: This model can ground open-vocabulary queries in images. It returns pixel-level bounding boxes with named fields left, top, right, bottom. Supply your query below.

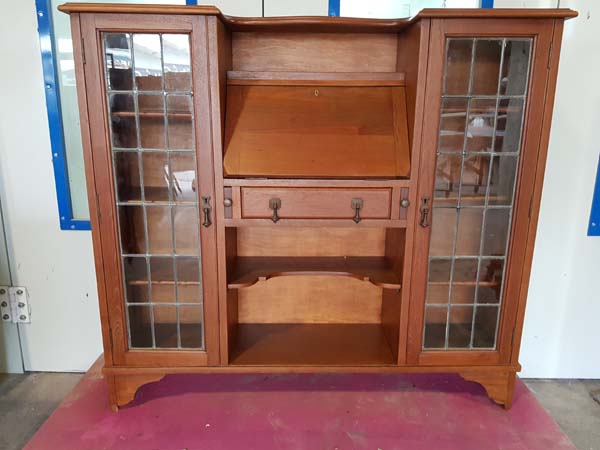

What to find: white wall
left=0, top=0, right=102, bottom=372
left=497, top=0, right=600, bottom=378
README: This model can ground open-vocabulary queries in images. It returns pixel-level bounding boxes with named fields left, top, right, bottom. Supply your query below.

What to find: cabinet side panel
left=207, top=16, right=233, bottom=364
left=71, top=13, right=113, bottom=366
left=506, top=20, right=565, bottom=365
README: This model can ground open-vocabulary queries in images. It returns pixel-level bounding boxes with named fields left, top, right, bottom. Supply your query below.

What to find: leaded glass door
left=79, top=15, right=219, bottom=366
left=408, top=19, right=556, bottom=365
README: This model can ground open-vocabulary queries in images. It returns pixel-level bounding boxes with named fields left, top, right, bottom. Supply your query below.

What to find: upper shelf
left=223, top=71, right=411, bottom=180
left=58, top=4, right=578, bottom=31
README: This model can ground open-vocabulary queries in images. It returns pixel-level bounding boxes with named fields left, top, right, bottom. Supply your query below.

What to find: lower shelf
left=229, top=323, right=395, bottom=366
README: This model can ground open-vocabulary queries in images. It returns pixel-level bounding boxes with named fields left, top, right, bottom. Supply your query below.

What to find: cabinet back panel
left=236, top=227, right=386, bottom=257
left=237, top=276, right=382, bottom=324
left=232, top=32, right=398, bottom=72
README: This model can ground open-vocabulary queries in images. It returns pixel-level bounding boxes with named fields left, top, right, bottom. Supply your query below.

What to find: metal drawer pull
left=201, top=196, right=212, bottom=227
left=351, top=198, right=363, bottom=224
left=269, top=198, right=281, bottom=223
left=419, top=197, right=430, bottom=228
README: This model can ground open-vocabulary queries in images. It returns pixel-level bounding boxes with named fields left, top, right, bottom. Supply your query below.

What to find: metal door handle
left=201, top=196, right=212, bottom=227
left=269, top=198, right=281, bottom=223
left=351, top=198, right=363, bottom=224
left=419, top=197, right=430, bottom=228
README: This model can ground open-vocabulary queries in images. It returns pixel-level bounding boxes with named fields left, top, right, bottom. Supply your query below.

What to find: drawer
left=241, top=188, right=392, bottom=221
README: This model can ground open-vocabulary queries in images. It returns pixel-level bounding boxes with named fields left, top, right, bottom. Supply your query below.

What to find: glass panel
left=179, top=305, right=204, bottom=348
left=471, top=39, right=502, bottom=95
left=495, top=98, right=524, bottom=153
left=438, top=98, right=468, bottom=153
left=128, top=305, right=152, bottom=348
left=109, top=93, right=137, bottom=148
left=123, top=257, right=148, bottom=303
left=139, top=94, right=166, bottom=149
left=473, top=306, right=499, bottom=348
left=426, top=258, right=451, bottom=305
left=455, top=208, right=483, bottom=256
left=114, top=152, right=141, bottom=202
left=423, top=37, right=532, bottom=351
left=174, top=206, right=200, bottom=255
left=167, top=95, right=194, bottom=149
left=482, top=208, right=511, bottom=257
left=466, top=98, right=496, bottom=153
left=154, top=305, right=178, bottom=348
left=105, top=33, right=133, bottom=91
left=146, top=206, right=173, bottom=254
left=500, top=40, right=531, bottom=96
left=448, top=306, right=473, bottom=348
left=433, top=153, right=461, bottom=206
left=489, top=155, right=518, bottom=206
left=163, top=34, right=192, bottom=92
left=477, top=258, right=504, bottom=304
left=444, top=39, right=472, bottom=95
left=142, top=152, right=170, bottom=202
left=133, top=34, right=163, bottom=91
left=424, top=307, right=447, bottom=349
left=460, top=154, right=490, bottom=206
left=451, top=258, right=478, bottom=304
left=103, top=32, right=204, bottom=352
left=429, top=208, right=457, bottom=257
left=118, top=206, right=145, bottom=254
left=171, top=153, right=197, bottom=203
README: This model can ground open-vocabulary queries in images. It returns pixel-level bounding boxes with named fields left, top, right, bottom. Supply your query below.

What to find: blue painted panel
left=35, top=0, right=91, bottom=231
left=329, top=0, right=340, bottom=17
left=186, top=0, right=197, bottom=5
left=588, top=157, right=600, bottom=236
left=481, top=0, right=494, bottom=8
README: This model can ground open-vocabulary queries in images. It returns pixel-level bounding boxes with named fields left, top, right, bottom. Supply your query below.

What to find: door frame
left=73, top=12, right=220, bottom=367
left=407, top=18, right=559, bottom=366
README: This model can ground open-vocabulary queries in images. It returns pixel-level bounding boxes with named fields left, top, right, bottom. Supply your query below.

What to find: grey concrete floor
left=0, top=374, right=598, bottom=450
left=524, top=379, right=600, bottom=450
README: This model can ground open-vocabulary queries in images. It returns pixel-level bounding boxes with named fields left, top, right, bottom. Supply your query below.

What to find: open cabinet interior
left=225, top=227, right=404, bottom=366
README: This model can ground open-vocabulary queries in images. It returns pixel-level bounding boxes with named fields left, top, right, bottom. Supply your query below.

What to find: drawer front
left=241, top=188, right=392, bottom=220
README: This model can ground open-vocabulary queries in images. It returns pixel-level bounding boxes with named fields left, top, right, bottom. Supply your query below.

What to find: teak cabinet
left=60, top=3, right=576, bottom=411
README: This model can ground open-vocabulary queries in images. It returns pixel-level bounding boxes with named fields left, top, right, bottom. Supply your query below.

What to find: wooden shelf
left=227, top=256, right=402, bottom=289
left=229, top=323, right=395, bottom=366
left=227, top=71, right=405, bottom=86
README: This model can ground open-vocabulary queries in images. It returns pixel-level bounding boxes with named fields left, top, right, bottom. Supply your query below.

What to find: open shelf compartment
left=224, top=227, right=405, bottom=366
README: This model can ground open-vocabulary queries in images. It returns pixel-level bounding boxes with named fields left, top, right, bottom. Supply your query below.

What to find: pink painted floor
left=25, top=362, right=575, bottom=450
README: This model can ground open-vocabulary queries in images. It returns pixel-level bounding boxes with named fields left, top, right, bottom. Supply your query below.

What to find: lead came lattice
left=103, top=32, right=205, bottom=350
left=423, top=38, right=533, bottom=350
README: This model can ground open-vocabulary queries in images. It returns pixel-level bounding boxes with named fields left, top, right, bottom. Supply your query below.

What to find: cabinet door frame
left=76, top=13, right=220, bottom=367
left=407, top=18, right=561, bottom=366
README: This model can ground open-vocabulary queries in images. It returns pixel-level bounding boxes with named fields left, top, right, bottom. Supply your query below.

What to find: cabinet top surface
left=58, top=3, right=577, bottom=32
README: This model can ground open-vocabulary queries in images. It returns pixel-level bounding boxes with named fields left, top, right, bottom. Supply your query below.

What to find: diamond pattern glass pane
left=423, top=37, right=532, bottom=351
left=103, top=32, right=204, bottom=350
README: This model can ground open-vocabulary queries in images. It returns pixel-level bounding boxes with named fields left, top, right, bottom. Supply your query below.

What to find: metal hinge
left=0, top=286, right=31, bottom=323
left=81, top=36, right=86, bottom=65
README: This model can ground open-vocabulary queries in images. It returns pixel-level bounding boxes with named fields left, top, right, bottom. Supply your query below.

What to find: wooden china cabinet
left=59, top=3, right=576, bottom=411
